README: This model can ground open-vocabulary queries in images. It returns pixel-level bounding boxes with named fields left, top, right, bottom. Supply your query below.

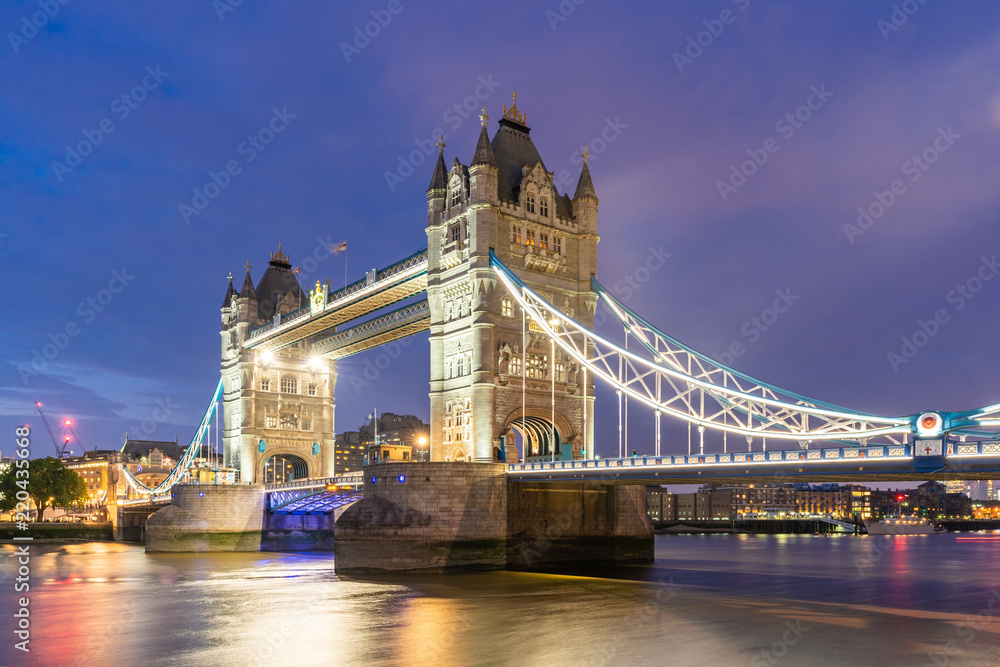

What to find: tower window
left=510, top=355, right=521, bottom=376
left=307, top=384, right=317, bottom=396
left=526, top=193, right=536, bottom=214
left=280, top=413, right=298, bottom=429
left=448, top=224, right=461, bottom=245
left=540, top=233, right=549, bottom=250
left=553, top=236, right=562, bottom=254
left=300, top=419, right=311, bottom=430
left=451, top=187, right=461, bottom=208
left=280, top=375, right=297, bottom=394
left=526, top=230, right=535, bottom=246
left=266, top=415, right=277, bottom=428
left=540, top=197, right=549, bottom=217
left=512, top=226, right=521, bottom=244
left=501, top=297, right=512, bottom=317
left=259, top=378, right=270, bottom=392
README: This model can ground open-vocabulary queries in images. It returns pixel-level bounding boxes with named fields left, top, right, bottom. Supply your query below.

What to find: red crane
left=34, top=401, right=72, bottom=459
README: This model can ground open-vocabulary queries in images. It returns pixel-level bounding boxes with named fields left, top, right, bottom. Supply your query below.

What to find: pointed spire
left=427, top=135, right=447, bottom=193
left=471, top=107, right=497, bottom=167
left=239, top=261, right=256, bottom=299
left=222, top=271, right=236, bottom=308
left=573, top=145, right=597, bottom=200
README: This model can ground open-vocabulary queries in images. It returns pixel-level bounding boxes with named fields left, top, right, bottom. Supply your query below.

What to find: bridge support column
left=333, top=463, right=653, bottom=573
left=145, top=484, right=265, bottom=552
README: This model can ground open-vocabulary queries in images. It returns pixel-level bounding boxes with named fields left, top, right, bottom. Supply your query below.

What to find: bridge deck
left=246, top=250, right=427, bottom=352
left=507, top=442, right=1000, bottom=484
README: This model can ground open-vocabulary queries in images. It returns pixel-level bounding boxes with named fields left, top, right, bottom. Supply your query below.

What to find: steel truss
left=491, top=251, right=998, bottom=445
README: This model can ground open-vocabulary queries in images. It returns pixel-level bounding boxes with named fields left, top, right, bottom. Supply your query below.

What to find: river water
left=2, top=533, right=999, bottom=666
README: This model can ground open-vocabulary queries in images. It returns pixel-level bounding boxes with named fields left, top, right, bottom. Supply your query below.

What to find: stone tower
left=220, top=245, right=337, bottom=483
left=426, top=95, right=599, bottom=463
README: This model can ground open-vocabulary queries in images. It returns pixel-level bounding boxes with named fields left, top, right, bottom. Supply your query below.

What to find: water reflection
left=1, top=534, right=998, bottom=666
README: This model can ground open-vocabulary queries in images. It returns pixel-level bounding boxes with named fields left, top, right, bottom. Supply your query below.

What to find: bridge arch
left=261, top=453, right=309, bottom=484
left=501, top=408, right=574, bottom=462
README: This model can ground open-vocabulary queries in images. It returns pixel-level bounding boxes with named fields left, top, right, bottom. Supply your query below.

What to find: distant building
left=645, top=486, right=670, bottom=521
left=336, top=413, right=429, bottom=467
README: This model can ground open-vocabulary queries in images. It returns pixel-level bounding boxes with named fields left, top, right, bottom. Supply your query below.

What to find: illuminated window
left=307, top=384, right=317, bottom=396
left=266, top=415, right=277, bottom=428
left=501, top=298, right=512, bottom=317
left=526, top=229, right=535, bottom=246
left=540, top=197, right=549, bottom=217
left=280, top=413, right=297, bottom=429
left=555, top=362, right=565, bottom=382
left=259, top=378, right=270, bottom=391
left=540, top=234, right=549, bottom=250
left=526, top=353, right=547, bottom=379
left=512, top=226, right=521, bottom=244
left=510, top=356, right=521, bottom=376
left=280, top=375, right=297, bottom=394
left=526, top=193, right=536, bottom=214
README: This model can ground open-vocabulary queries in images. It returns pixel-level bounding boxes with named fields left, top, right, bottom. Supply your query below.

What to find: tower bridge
left=123, top=94, right=1000, bottom=570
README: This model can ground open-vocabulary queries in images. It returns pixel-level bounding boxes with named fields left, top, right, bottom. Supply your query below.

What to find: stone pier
left=333, top=462, right=653, bottom=573
left=145, top=484, right=265, bottom=552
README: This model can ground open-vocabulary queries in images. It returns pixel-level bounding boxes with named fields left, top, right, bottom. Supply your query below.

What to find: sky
left=1, top=1, right=998, bottom=467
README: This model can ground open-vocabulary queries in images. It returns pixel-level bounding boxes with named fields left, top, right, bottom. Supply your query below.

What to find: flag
left=331, top=240, right=347, bottom=255
left=293, top=266, right=302, bottom=274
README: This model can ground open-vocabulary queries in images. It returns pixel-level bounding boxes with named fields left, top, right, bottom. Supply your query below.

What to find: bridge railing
left=264, top=472, right=364, bottom=492
left=508, top=444, right=914, bottom=473
left=311, top=300, right=429, bottom=355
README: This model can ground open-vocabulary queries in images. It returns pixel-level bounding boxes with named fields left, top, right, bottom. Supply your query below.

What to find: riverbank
left=0, top=522, right=114, bottom=542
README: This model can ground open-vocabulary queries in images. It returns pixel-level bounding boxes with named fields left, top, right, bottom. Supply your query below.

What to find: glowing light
left=418, top=437, right=427, bottom=445
left=398, top=475, right=406, bottom=483
left=261, top=351, right=274, bottom=365
left=309, top=357, right=324, bottom=371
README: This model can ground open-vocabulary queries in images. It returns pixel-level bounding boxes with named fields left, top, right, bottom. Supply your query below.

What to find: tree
left=0, top=457, right=88, bottom=520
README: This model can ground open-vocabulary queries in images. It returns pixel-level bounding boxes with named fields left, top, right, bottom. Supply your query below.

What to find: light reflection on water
left=1, top=533, right=999, bottom=666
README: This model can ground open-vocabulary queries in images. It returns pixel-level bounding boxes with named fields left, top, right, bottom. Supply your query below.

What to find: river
left=2, top=533, right=999, bottom=666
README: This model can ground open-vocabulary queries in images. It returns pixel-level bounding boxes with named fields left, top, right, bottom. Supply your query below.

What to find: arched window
left=512, top=226, right=521, bottom=244
left=451, top=186, right=461, bottom=208
left=259, top=378, right=270, bottom=392
left=526, top=193, right=536, bottom=214
left=540, top=196, right=549, bottom=217
left=526, top=229, right=535, bottom=246
left=501, top=297, right=512, bottom=317
left=280, top=375, right=297, bottom=394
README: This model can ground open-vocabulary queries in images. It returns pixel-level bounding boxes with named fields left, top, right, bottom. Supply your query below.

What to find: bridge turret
left=469, top=108, right=498, bottom=207
left=426, top=137, right=447, bottom=228
left=572, top=149, right=599, bottom=235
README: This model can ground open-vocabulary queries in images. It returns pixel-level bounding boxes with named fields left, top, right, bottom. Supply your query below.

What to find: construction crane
left=34, top=401, right=72, bottom=459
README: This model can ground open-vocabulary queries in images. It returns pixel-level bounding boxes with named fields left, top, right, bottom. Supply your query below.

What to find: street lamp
left=418, top=437, right=427, bottom=462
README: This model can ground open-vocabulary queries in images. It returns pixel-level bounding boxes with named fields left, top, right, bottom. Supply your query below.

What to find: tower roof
left=471, top=109, right=497, bottom=167
left=573, top=154, right=598, bottom=201
left=239, top=262, right=256, bottom=300
left=427, top=136, right=447, bottom=193
left=222, top=273, right=236, bottom=308
left=255, top=244, right=307, bottom=319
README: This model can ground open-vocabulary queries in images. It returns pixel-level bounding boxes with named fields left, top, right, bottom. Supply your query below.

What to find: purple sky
left=2, top=1, right=998, bottom=466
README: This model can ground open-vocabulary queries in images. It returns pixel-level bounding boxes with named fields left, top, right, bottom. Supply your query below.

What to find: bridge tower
left=220, top=246, right=337, bottom=483
left=426, top=95, right=599, bottom=463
